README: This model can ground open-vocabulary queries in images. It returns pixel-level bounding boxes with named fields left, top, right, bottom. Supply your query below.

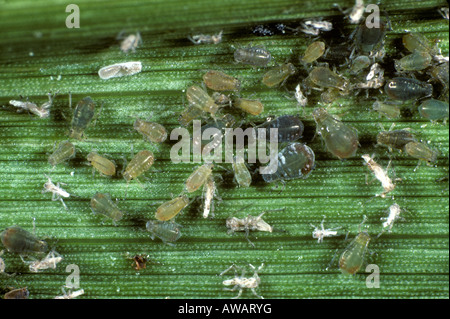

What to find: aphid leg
left=326, top=248, right=339, bottom=270
left=413, top=160, right=422, bottom=172
left=358, top=215, right=368, bottom=233
left=220, top=264, right=237, bottom=276
left=245, top=228, right=256, bottom=248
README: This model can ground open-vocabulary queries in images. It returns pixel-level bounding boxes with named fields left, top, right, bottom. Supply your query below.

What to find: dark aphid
left=394, top=50, right=432, bottom=72
left=262, top=63, right=296, bottom=87
left=69, top=96, right=96, bottom=140
left=257, top=115, right=304, bottom=143
left=312, top=108, right=359, bottom=159
left=145, top=220, right=182, bottom=245
left=0, top=226, right=47, bottom=255
left=261, top=142, right=315, bottom=183
left=384, top=77, right=433, bottom=102
left=186, top=85, right=220, bottom=116
left=353, top=19, right=388, bottom=55
left=404, top=141, right=439, bottom=164
left=301, top=41, right=326, bottom=63
left=87, top=152, right=116, bottom=177
left=377, top=129, right=417, bottom=151
left=3, top=287, right=29, bottom=299
left=155, top=195, right=190, bottom=221
left=418, top=99, right=449, bottom=121
left=203, top=70, right=241, bottom=91
left=134, top=118, right=167, bottom=143
left=48, top=140, right=76, bottom=166
left=90, top=193, right=124, bottom=224
left=339, top=231, right=371, bottom=275
left=234, top=98, right=264, bottom=115
left=234, top=46, right=272, bottom=67
left=123, top=150, right=154, bottom=182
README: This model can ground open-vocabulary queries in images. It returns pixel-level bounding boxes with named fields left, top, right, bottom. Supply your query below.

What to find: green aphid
left=90, top=193, right=124, bottom=225
left=69, top=96, right=96, bottom=140
left=0, top=226, right=48, bottom=255
left=48, top=140, right=76, bottom=166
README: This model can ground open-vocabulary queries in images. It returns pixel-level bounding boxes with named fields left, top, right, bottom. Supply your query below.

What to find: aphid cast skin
left=48, top=141, right=76, bottom=166
left=69, top=96, right=96, bottom=140
left=146, top=220, right=182, bottom=245
left=98, top=61, right=142, bottom=80
left=54, top=287, right=85, bottom=299
left=42, top=175, right=70, bottom=210
left=120, top=32, right=142, bottom=53
left=9, top=92, right=56, bottom=118
left=202, top=175, right=219, bottom=218
left=3, top=287, right=29, bottom=299
left=90, top=193, right=124, bottom=224
left=298, top=20, right=333, bottom=35
left=348, top=0, right=365, bottom=24
left=0, top=226, right=48, bottom=255
left=188, top=31, right=223, bottom=45
left=226, top=212, right=273, bottom=247
left=22, top=249, right=63, bottom=273
left=310, top=217, right=341, bottom=243
left=220, top=263, right=264, bottom=299
left=155, top=195, right=190, bottom=221
left=378, top=203, right=403, bottom=237
left=234, top=46, right=272, bottom=67
left=362, top=154, right=396, bottom=198
left=87, top=152, right=116, bottom=177
left=133, top=118, right=168, bottom=144
left=295, top=84, right=308, bottom=107
left=185, top=163, right=214, bottom=193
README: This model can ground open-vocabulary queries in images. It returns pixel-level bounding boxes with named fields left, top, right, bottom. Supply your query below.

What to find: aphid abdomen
left=87, top=152, right=116, bottom=176
left=259, top=115, right=304, bottom=143
left=69, top=97, right=95, bottom=140
left=134, top=119, right=167, bottom=143
left=384, top=77, right=433, bottom=101
left=90, top=193, right=123, bottom=222
left=203, top=70, right=241, bottom=91
left=146, top=220, right=182, bottom=244
left=48, top=141, right=76, bottom=166
left=234, top=46, right=272, bottom=67
left=155, top=195, right=190, bottom=221
left=339, top=232, right=371, bottom=275
left=0, top=226, right=47, bottom=255
left=418, top=99, right=449, bottom=121
left=123, top=150, right=154, bottom=181
left=262, top=142, right=315, bottom=183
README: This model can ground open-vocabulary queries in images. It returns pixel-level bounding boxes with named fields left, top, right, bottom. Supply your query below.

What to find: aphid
left=384, top=77, right=433, bottom=102
left=9, top=92, right=56, bottom=118
left=261, top=142, right=315, bottom=183
left=145, top=220, right=182, bottom=245
left=377, top=203, right=403, bottom=237
left=185, top=163, right=214, bottom=193
left=232, top=157, right=252, bottom=188
left=0, top=225, right=47, bottom=255
left=312, top=108, right=359, bottom=159
left=98, top=61, right=142, bottom=80
left=54, top=287, right=85, bottom=299
left=233, top=97, right=264, bottom=115
left=119, top=32, right=142, bottom=53
left=257, top=115, right=304, bottom=143
left=428, top=62, right=449, bottom=89
left=202, top=175, right=220, bottom=218
left=48, top=140, right=76, bottom=166
left=133, top=118, right=167, bottom=143
left=186, top=85, right=220, bottom=116
left=90, top=193, right=124, bottom=224
left=307, top=66, right=349, bottom=92
left=203, top=70, right=241, bottom=91
left=226, top=212, right=273, bottom=247
left=69, top=96, right=96, bottom=140
left=394, top=50, right=432, bottom=72
left=87, top=152, right=116, bottom=177
left=155, top=195, right=190, bottom=221
left=188, top=31, right=223, bottom=45
left=42, top=175, right=70, bottom=209
left=23, top=249, right=63, bottom=273
left=376, top=129, right=416, bottom=151
left=310, top=216, right=341, bottom=243
left=349, top=55, right=371, bottom=74
left=339, top=217, right=371, bottom=275
left=130, top=254, right=147, bottom=270
left=122, top=150, right=154, bottom=183
left=3, top=287, right=29, bottom=299
left=178, top=104, right=204, bottom=126
left=295, top=84, right=308, bottom=107
left=234, top=46, right=272, bottom=67
left=402, top=33, right=439, bottom=55
left=220, top=263, right=264, bottom=299
left=301, top=41, right=326, bottom=64
left=418, top=99, right=449, bottom=122
left=362, top=154, right=396, bottom=198
left=404, top=141, right=438, bottom=166
left=262, top=63, right=296, bottom=87
left=372, top=100, right=401, bottom=119
left=352, top=18, right=388, bottom=57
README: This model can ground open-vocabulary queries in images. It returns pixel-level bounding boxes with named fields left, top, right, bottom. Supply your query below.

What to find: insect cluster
left=1, top=2, right=448, bottom=299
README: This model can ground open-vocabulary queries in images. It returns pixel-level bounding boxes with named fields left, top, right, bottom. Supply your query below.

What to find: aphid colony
left=1, top=4, right=448, bottom=299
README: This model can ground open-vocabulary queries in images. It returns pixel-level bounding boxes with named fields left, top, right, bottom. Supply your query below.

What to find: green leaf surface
left=0, top=0, right=448, bottom=299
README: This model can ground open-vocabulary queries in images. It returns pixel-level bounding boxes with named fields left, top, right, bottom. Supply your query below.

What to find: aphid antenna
left=326, top=248, right=339, bottom=271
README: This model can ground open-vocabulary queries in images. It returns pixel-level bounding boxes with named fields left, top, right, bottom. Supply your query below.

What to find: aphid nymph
left=42, top=174, right=70, bottom=210
left=220, top=263, right=264, bottom=299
